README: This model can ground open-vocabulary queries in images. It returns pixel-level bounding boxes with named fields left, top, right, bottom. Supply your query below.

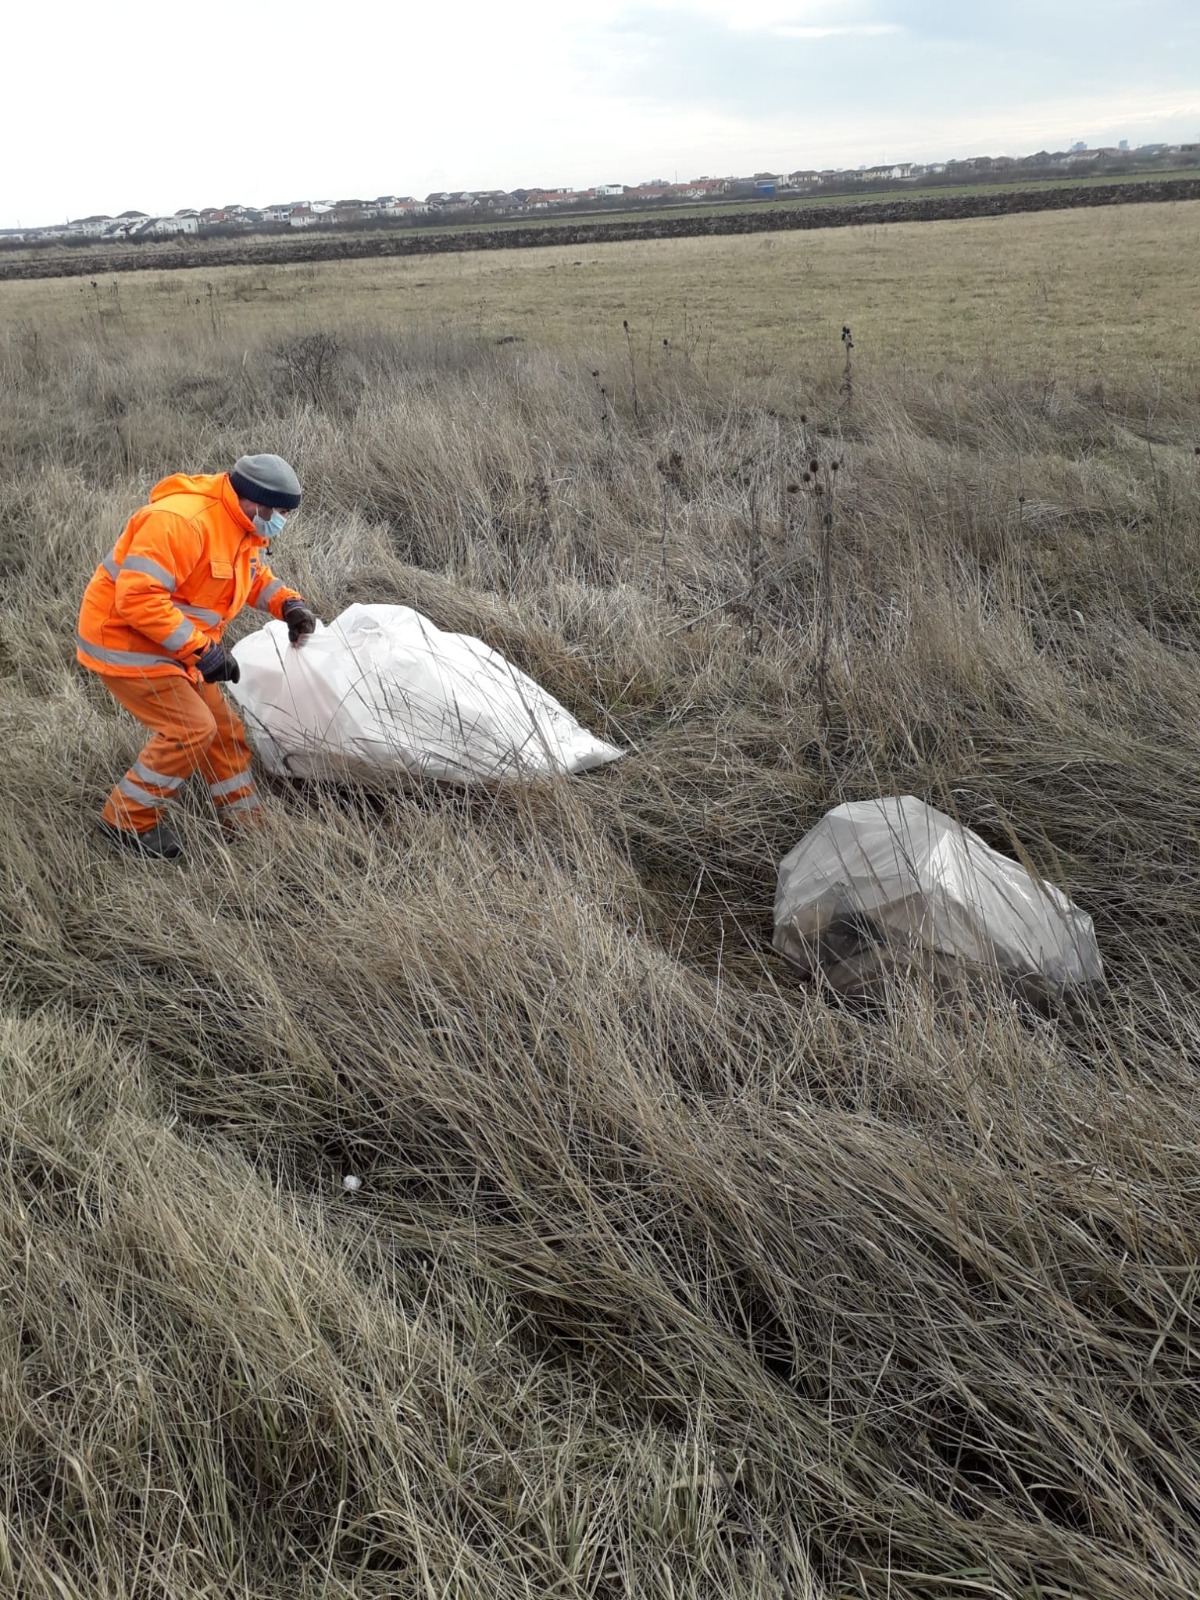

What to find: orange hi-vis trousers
left=98, top=672, right=262, bottom=835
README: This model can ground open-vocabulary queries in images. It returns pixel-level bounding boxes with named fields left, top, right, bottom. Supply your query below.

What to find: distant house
left=126, top=215, right=199, bottom=236
left=861, top=162, right=914, bottom=181
left=376, top=195, right=422, bottom=215
left=676, top=178, right=728, bottom=197
left=291, top=203, right=335, bottom=225
left=515, top=186, right=574, bottom=207
left=68, top=214, right=116, bottom=237
left=593, top=183, right=625, bottom=197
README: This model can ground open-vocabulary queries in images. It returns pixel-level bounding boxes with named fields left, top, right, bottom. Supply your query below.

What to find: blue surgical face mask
left=253, top=509, right=288, bottom=541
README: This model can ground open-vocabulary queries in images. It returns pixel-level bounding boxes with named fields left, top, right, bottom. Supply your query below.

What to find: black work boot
left=98, top=820, right=184, bottom=861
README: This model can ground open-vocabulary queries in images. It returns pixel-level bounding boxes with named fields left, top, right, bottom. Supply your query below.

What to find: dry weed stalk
left=841, top=323, right=854, bottom=409
left=623, top=317, right=640, bottom=421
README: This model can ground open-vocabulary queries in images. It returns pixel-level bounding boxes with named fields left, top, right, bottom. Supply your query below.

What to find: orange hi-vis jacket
left=77, top=472, right=303, bottom=679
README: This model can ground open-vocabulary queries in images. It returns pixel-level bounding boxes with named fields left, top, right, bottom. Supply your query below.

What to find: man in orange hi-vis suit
left=78, top=454, right=317, bottom=861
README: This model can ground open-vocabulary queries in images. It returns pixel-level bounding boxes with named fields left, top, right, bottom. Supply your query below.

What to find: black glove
left=196, top=641, right=240, bottom=684
left=281, top=598, right=317, bottom=647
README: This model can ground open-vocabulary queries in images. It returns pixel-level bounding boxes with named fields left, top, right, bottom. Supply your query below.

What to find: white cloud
left=0, top=0, right=1196, bottom=228
left=615, top=0, right=866, bottom=26
left=773, top=23, right=901, bottom=38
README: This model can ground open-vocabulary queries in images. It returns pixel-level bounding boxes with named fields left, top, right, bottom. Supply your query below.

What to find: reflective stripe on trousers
left=97, top=673, right=258, bottom=836
left=218, top=793, right=263, bottom=817
left=132, top=759, right=185, bottom=793
left=207, top=769, right=255, bottom=800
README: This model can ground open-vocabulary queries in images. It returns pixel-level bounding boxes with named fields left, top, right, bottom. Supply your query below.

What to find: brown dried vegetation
left=2, top=217, right=1200, bottom=1597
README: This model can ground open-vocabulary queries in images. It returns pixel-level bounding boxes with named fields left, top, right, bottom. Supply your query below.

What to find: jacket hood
left=149, top=472, right=258, bottom=535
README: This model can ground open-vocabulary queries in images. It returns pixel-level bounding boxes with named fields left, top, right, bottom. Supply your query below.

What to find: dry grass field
left=2, top=202, right=1200, bottom=1599
left=4, top=200, right=1198, bottom=377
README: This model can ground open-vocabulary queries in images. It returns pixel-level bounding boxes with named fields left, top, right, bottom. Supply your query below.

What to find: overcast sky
left=3, top=0, right=1198, bottom=227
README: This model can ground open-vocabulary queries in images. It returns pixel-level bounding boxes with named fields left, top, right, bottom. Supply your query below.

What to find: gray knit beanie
left=229, top=453, right=302, bottom=510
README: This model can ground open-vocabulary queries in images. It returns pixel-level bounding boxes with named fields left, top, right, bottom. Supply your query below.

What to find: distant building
left=520, top=188, right=578, bottom=209
left=134, top=215, right=199, bottom=236
left=375, top=195, right=428, bottom=216
left=330, top=200, right=376, bottom=223
left=68, top=214, right=116, bottom=237
left=677, top=178, right=729, bottom=196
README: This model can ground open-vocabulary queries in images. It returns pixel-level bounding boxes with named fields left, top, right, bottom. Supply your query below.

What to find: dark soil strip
left=5, top=179, right=1200, bottom=283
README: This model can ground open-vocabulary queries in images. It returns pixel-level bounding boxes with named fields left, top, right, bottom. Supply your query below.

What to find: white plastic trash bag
left=229, top=603, right=623, bottom=784
left=773, top=795, right=1103, bottom=998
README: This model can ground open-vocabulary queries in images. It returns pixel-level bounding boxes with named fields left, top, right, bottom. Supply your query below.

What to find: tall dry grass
left=1, top=302, right=1200, bottom=1599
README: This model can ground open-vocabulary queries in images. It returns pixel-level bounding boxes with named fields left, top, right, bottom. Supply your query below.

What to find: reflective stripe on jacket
left=77, top=471, right=303, bottom=679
